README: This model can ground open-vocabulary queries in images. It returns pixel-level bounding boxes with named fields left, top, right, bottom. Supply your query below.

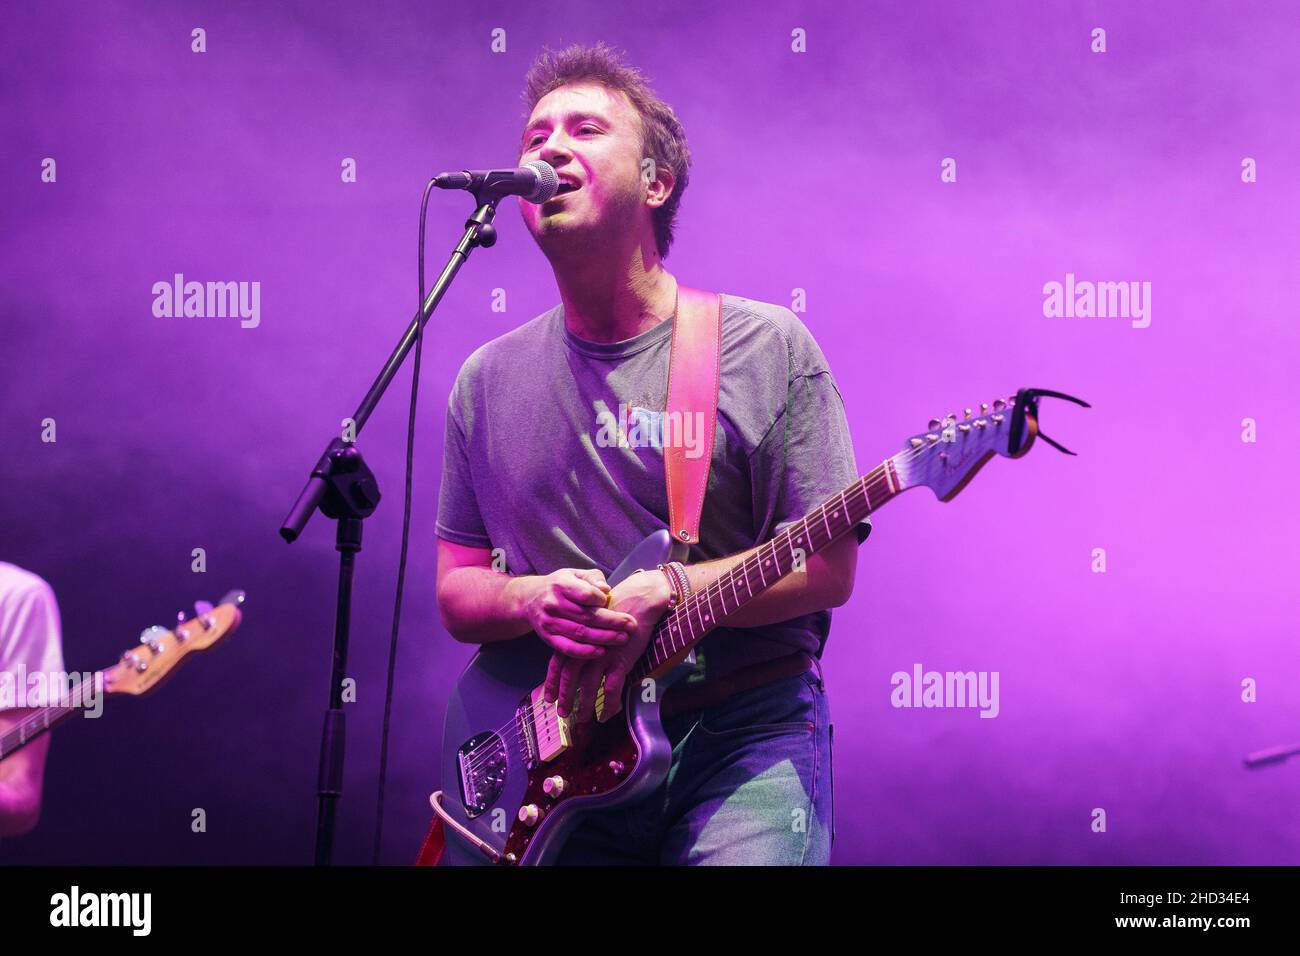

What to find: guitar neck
left=634, top=456, right=901, bottom=680
left=0, top=673, right=102, bottom=761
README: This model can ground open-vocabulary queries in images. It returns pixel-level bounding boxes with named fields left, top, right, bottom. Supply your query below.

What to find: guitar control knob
left=517, top=804, right=540, bottom=826
left=608, top=760, right=625, bottom=776
left=543, top=775, right=567, bottom=797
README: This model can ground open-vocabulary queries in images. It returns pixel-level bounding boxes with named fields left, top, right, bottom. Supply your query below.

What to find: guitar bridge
left=456, top=731, right=506, bottom=818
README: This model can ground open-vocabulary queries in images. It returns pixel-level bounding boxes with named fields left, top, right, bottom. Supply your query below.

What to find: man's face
left=518, top=82, right=649, bottom=256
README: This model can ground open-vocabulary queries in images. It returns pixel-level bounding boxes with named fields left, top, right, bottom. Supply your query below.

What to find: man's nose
left=540, top=138, right=574, bottom=169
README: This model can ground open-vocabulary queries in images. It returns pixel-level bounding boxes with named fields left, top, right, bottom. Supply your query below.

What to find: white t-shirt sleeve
left=0, top=564, right=66, bottom=710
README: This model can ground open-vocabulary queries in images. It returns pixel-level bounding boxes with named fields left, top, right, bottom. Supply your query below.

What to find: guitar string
left=460, top=425, right=999, bottom=777
left=457, top=431, right=964, bottom=776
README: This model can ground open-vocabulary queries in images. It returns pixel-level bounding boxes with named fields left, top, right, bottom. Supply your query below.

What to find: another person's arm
left=0, top=716, right=49, bottom=837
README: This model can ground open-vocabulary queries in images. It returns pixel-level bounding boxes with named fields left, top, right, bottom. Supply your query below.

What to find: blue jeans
left=556, top=668, right=835, bottom=865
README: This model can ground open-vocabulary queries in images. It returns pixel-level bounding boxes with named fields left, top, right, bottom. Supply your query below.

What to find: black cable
left=372, top=177, right=439, bottom=864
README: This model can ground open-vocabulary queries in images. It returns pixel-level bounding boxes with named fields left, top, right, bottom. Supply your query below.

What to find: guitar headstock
left=102, top=590, right=245, bottom=696
left=892, top=387, right=1089, bottom=502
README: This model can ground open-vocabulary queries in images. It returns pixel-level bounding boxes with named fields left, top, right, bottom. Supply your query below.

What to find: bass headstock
left=102, top=590, right=246, bottom=696
left=892, top=387, right=1089, bottom=502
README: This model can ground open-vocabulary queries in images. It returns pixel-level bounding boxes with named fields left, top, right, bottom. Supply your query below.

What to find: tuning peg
left=981, top=402, right=990, bottom=413
left=927, top=418, right=942, bottom=431
left=963, top=408, right=972, bottom=418
left=992, top=399, right=1006, bottom=411
left=139, top=625, right=168, bottom=652
left=176, top=611, right=188, bottom=626
left=194, top=600, right=214, bottom=616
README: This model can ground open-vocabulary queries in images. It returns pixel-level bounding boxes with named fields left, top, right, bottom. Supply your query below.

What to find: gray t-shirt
left=436, top=293, right=866, bottom=678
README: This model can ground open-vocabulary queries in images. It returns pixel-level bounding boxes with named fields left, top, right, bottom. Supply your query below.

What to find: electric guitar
left=433, top=387, right=1088, bottom=864
left=0, top=590, right=246, bottom=762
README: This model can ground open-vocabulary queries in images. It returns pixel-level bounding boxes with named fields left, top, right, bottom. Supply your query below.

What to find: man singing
left=435, top=42, right=865, bottom=864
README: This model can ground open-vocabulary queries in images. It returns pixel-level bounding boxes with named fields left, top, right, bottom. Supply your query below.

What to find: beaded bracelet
left=634, top=565, right=683, bottom=608
left=658, top=561, right=691, bottom=606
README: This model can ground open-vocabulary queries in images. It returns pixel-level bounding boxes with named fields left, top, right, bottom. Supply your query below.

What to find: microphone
left=432, top=160, right=559, bottom=203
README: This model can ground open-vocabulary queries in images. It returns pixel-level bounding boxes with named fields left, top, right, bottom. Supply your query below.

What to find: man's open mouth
left=555, top=181, right=581, bottom=195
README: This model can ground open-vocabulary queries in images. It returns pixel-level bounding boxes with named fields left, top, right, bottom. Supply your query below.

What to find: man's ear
left=640, top=157, right=675, bottom=210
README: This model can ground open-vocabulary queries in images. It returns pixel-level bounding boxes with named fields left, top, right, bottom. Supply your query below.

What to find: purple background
left=2, top=0, right=1297, bottom=865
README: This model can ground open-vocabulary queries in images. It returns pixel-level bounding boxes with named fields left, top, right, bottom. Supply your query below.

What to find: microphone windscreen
left=524, top=160, right=559, bottom=203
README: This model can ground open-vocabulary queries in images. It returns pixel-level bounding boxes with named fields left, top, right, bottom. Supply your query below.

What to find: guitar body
left=438, top=530, right=693, bottom=866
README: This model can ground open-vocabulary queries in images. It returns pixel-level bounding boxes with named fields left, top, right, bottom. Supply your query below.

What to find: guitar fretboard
left=633, top=457, right=900, bottom=680
left=0, top=674, right=100, bottom=760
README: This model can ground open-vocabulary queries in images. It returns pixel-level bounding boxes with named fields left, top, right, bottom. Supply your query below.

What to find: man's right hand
left=521, top=568, right=637, bottom=660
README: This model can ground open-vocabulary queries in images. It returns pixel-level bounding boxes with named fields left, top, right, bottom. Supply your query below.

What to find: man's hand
left=522, top=567, right=638, bottom=661
left=545, top=567, right=674, bottom=722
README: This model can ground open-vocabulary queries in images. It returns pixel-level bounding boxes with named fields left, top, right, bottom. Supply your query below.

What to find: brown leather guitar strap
left=664, top=286, right=722, bottom=552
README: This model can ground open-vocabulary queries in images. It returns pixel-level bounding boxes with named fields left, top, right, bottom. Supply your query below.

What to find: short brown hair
left=521, top=42, right=692, bottom=259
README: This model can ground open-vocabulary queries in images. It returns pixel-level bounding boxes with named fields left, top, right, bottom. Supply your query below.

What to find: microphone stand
left=280, top=193, right=500, bottom=866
